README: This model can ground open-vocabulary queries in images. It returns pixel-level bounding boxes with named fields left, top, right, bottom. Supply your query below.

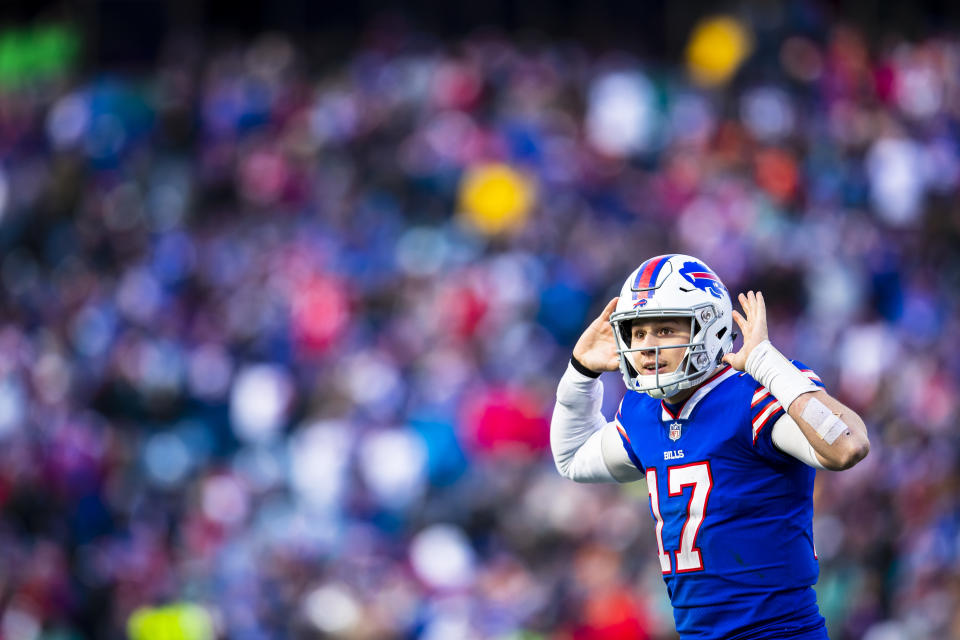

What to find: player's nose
left=634, top=334, right=660, bottom=350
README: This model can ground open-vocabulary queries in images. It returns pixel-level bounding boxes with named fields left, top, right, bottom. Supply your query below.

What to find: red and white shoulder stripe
left=750, top=363, right=823, bottom=444
left=615, top=399, right=631, bottom=444
left=751, top=388, right=783, bottom=444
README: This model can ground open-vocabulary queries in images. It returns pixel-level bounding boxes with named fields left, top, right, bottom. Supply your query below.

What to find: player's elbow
left=830, top=434, right=870, bottom=471
left=552, top=454, right=572, bottom=479
left=549, top=435, right=577, bottom=481
left=848, top=436, right=870, bottom=468
left=552, top=454, right=589, bottom=482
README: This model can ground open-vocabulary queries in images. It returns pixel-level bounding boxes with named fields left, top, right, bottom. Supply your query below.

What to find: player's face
left=629, top=318, right=691, bottom=376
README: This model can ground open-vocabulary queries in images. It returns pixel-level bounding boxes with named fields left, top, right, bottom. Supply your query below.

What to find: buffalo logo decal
left=678, top=261, right=727, bottom=299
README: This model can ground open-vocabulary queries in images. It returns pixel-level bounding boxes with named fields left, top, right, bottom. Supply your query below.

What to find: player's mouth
left=640, top=362, right=670, bottom=375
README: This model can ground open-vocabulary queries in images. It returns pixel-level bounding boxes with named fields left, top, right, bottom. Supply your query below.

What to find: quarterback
left=551, top=254, right=869, bottom=640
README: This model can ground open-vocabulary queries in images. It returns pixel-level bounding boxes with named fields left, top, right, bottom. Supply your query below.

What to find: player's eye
left=658, top=327, right=673, bottom=336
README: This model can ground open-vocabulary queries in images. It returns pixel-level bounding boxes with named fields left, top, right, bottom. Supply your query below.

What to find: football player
left=551, top=254, right=869, bottom=640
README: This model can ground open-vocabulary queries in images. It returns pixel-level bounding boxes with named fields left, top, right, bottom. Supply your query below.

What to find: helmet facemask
left=610, top=303, right=731, bottom=399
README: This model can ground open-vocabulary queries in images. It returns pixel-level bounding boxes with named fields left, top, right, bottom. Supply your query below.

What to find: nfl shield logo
left=669, top=422, right=682, bottom=441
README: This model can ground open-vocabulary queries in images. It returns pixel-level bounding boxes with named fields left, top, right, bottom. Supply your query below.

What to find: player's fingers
left=600, top=296, right=619, bottom=320
left=731, top=309, right=746, bottom=332
left=751, top=291, right=762, bottom=319
left=741, top=291, right=754, bottom=317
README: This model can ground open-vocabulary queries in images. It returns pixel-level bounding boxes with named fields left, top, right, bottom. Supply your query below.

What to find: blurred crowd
left=0, top=8, right=959, bottom=640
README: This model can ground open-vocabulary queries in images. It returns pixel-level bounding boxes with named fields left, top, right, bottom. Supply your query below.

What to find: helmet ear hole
left=618, top=320, right=632, bottom=346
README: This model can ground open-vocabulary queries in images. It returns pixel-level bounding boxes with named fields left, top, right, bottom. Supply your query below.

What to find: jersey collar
left=661, top=365, right=736, bottom=422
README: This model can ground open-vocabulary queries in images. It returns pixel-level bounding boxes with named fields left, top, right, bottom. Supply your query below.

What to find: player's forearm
left=746, top=340, right=869, bottom=471
left=551, top=362, right=617, bottom=482
left=787, top=391, right=869, bottom=471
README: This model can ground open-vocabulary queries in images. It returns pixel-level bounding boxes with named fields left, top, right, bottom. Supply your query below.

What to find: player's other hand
left=722, top=291, right=770, bottom=371
left=572, top=297, right=621, bottom=373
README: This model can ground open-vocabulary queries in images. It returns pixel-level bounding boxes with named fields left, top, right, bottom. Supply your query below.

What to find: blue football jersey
left=615, top=364, right=829, bottom=640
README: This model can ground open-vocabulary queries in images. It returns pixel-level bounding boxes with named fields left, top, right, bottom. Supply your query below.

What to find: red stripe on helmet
left=633, top=255, right=670, bottom=301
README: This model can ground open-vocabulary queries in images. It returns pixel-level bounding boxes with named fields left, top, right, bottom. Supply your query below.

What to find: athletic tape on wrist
left=745, top=340, right=818, bottom=411
left=801, top=397, right=847, bottom=445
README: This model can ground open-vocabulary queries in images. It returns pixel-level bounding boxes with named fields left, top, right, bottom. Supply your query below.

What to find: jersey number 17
left=646, top=461, right=713, bottom=574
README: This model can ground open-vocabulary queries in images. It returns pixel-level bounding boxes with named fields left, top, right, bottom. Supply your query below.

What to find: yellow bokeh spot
left=458, top=163, right=536, bottom=235
left=685, top=16, right=752, bottom=88
left=127, top=603, right=215, bottom=640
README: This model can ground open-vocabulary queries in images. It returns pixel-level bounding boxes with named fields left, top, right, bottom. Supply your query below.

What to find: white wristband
left=745, top=340, right=818, bottom=411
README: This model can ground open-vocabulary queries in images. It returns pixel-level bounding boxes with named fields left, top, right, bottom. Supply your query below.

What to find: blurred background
left=0, top=0, right=958, bottom=638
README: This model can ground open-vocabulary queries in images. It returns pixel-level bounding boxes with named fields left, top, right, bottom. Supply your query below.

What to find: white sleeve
left=551, top=363, right=643, bottom=483
left=771, top=413, right=827, bottom=470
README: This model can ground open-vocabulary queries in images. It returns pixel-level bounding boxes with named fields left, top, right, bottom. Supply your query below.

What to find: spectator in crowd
left=0, top=14, right=958, bottom=640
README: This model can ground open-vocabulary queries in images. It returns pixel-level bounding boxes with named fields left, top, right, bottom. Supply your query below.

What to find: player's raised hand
left=572, top=297, right=621, bottom=373
left=722, top=291, right=770, bottom=371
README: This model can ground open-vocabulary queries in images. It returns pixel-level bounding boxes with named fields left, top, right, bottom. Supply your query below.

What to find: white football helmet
left=610, top=254, right=735, bottom=398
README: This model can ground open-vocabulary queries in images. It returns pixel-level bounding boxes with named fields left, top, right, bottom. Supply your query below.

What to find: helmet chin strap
left=635, top=347, right=687, bottom=399
left=646, top=385, right=679, bottom=400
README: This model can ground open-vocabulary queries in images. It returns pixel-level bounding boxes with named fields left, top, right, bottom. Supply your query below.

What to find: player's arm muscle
left=785, top=391, right=869, bottom=471
left=771, top=413, right=825, bottom=469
